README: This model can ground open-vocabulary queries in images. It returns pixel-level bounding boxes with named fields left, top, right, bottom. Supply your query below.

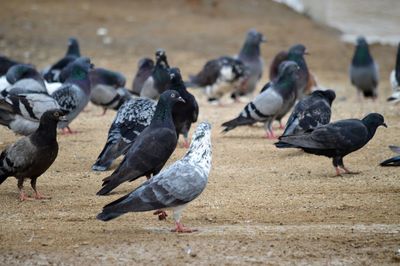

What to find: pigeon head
left=168, top=67, right=182, bottom=85
left=152, top=90, right=185, bottom=123
left=246, top=29, right=267, bottom=44
left=159, top=90, right=185, bottom=105
left=155, top=49, right=169, bottom=68
left=138, top=57, right=154, bottom=69
left=41, top=109, right=68, bottom=123
left=278, top=61, right=300, bottom=78
left=289, top=44, right=308, bottom=57
left=6, top=64, right=43, bottom=85
left=313, top=89, right=336, bottom=105
left=239, top=29, right=265, bottom=58
left=352, top=36, right=373, bottom=66
left=66, top=37, right=80, bottom=57
left=362, top=113, right=387, bottom=137
left=60, top=57, right=93, bottom=82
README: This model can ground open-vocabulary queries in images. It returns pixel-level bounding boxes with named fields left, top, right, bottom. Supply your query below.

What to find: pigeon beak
left=59, top=116, right=68, bottom=122
left=304, top=50, right=310, bottom=55
left=382, top=122, right=388, bottom=128
left=177, top=96, right=185, bottom=103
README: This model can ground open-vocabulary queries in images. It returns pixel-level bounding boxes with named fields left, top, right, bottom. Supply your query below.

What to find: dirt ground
left=0, top=0, right=399, bottom=265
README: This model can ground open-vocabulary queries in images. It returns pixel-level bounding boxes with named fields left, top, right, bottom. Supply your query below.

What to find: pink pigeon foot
left=171, top=222, right=197, bottom=233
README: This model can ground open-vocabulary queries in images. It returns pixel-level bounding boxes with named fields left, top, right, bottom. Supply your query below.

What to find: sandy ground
left=0, top=0, right=399, bottom=265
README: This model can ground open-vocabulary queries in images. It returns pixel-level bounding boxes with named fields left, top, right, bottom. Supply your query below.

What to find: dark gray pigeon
left=89, top=68, right=131, bottom=115
left=1, top=64, right=47, bottom=97
left=231, top=29, right=266, bottom=99
left=51, top=57, right=93, bottom=134
left=140, top=49, right=170, bottom=99
left=43, top=37, right=81, bottom=82
left=221, top=61, right=300, bottom=138
left=0, top=109, right=65, bottom=201
left=380, top=145, right=400, bottom=166
left=349, top=36, right=379, bottom=99
left=188, top=56, right=246, bottom=104
left=131, top=58, right=154, bottom=96
left=92, top=97, right=156, bottom=171
left=275, top=113, right=387, bottom=175
left=387, top=43, right=400, bottom=103
left=97, top=122, right=212, bottom=233
left=96, top=90, right=185, bottom=195
left=278, top=89, right=336, bottom=142
left=167, top=68, right=199, bottom=147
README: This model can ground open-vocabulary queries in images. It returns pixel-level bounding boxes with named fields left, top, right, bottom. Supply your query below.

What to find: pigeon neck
left=288, top=54, right=308, bottom=72
left=183, top=133, right=212, bottom=174
left=66, top=72, right=91, bottom=94
left=151, top=99, right=174, bottom=127
left=239, top=41, right=260, bottom=59
left=66, top=43, right=80, bottom=57
left=153, top=64, right=170, bottom=89
left=32, top=119, right=58, bottom=146
left=352, top=45, right=373, bottom=66
left=362, top=120, right=380, bottom=140
left=395, top=44, right=400, bottom=82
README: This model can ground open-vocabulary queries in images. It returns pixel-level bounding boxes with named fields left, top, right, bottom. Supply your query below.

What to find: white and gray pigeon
left=231, top=29, right=266, bottom=100
left=187, top=56, right=246, bottom=104
left=97, top=122, right=212, bottom=233
left=140, top=49, right=171, bottom=100
left=51, top=57, right=93, bottom=134
left=0, top=109, right=66, bottom=201
left=92, top=97, right=156, bottom=171
left=221, top=61, right=300, bottom=138
left=43, top=37, right=81, bottom=83
left=349, top=36, right=379, bottom=99
left=276, top=89, right=336, bottom=148
left=387, top=43, right=400, bottom=103
left=131, top=57, right=154, bottom=96
left=89, top=68, right=131, bottom=115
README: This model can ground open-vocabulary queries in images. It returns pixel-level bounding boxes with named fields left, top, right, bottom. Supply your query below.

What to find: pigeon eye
left=54, top=112, right=59, bottom=117
left=171, top=93, right=175, bottom=98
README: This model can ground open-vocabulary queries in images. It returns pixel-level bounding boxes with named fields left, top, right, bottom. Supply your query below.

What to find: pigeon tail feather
left=221, top=115, right=255, bottom=133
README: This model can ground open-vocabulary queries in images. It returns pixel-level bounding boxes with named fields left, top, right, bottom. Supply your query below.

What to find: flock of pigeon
left=0, top=29, right=399, bottom=233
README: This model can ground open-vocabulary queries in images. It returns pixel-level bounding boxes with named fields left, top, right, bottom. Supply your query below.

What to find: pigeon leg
left=31, top=178, right=51, bottom=200
left=263, top=121, right=277, bottom=139
left=334, top=167, right=342, bottom=177
left=181, top=132, right=190, bottom=148
left=337, top=158, right=359, bottom=175
left=153, top=210, right=168, bottom=220
left=333, top=157, right=343, bottom=176
left=18, top=178, right=33, bottom=201
left=98, top=108, right=107, bottom=116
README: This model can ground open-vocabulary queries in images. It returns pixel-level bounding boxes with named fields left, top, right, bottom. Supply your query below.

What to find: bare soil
left=0, top=0, right=399, bottom=265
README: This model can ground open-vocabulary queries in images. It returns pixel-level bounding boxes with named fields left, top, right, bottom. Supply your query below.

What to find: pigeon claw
left=19, top=192, right=34, bottom=201
left=171, top=222, right=197, bottom=233
left=34, top=192, right=51, bottom=200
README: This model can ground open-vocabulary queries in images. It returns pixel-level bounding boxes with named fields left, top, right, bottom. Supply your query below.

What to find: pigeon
left=231, top=29, right=266, bottom=99
left=349, top=36, right=379, bottom=99
left=167, top=68, right=199, bottom=147
left=1, top=64, right=47, bottom=97
left=0, top=55, right=22, bottom=77
left=131, top=58, right=154, bottom=96
left=140, top=49, right=171, bottom=100
left=0, top=109, right=65, bottom=201
left=380, top=145, right=400, bottom=166
left=96, top=90, right=185, bottom=195
left=187, top=56, right=246, bottom=104
left=92, top=97, right=156, bottom=171
left=278, top=89, right=336, bottom=142
left=265, top=44, right=310, bottom=98
left=51, top=57, right=93, bottom=134
left=275, top=113, right=387, bottom=175
left=43, top=37, right=81, bottom=82
left=96, top=122, right=212, bottom=233
left=221, top=61, right=300, bottom=138
left=89, top=68, right=131, bottom=115
left=387, top=43, right=400, bottom=103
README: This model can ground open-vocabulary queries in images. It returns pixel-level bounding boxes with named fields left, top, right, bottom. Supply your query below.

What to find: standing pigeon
left=380, top=145, right=400, bottom=166
left=349, top=36, right=379, bottom=99
left=275, top=113, right=387, bottom=175
left=97, top=122, right=212, bottom=233
left=279, top=89, right=336, bottom=139
left=92, top=97, right=156, bottom=171
left=231, top=29, right=266, bottom=99
left=131, top=58, right=154, bottom=96
left=140, top=49, right=170, bottom=100
left=51, top=57, right=93, bottom=134
left=187, top=56, right=246, bottom=104
left=2, top=64, right=47, bottom=96
left=167, top=68, right=199, bottom=147
left=89, top=68, right=131, bottom=115
left=0, top=109, right=65, bottom=201
left=96, top=90, right=185, bottom=195
left=387, top=43, right=400, bottom=103
left=221, top=61, right=300, bottom=138
left=43, top=37, right=81, bottom=82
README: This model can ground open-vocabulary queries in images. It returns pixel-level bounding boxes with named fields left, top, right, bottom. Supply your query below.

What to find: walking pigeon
left=96, top=90, right=185, bottom=195
left=97, top=122, right=212, bottom=233
left=0, top=109, right=65, bottom=201
left=89, top=68, right=131, bottom=115
left=349, top=36, right=379, bottom=99
left=131, top=58, right=154, bottom=96
left=275, top=113, right=387, bottom=175
left=221, top=61, right=300, bottom=138
left=140, top=49, right=170, bottom=100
